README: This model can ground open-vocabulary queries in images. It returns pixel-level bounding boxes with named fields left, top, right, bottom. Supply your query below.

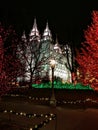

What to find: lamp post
left=50, top=59, right=56, bottom=107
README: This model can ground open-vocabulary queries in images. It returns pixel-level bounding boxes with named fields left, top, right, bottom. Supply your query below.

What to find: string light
left=2, top=109, right=56, bottom=129
left=4, top=93, right=98, bottom=106
left=10, top=110, right=13, bottom=113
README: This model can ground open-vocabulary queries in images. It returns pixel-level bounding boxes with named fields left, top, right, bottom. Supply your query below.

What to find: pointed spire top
left=54, top=35, right=62, bottom=53
left=45, top=21, right=49, bottom=31
left=29, top=18, right=40, bottom=42
left=32, top=18, right=38, bottom=32
left=33, top=18, right=37, bottom=29
left=42, top=21, right=52, bottom=41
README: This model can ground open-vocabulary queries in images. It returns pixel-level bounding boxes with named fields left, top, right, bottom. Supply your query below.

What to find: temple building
left=19, top=18, right=72, bottom=83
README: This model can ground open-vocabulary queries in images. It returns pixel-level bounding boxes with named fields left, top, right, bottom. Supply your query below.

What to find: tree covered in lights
left=76, top=10, right=98, bottom=90
left=0, top=23, right=24, bottom=96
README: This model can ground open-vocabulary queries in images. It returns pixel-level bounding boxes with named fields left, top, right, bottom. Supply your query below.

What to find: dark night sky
left=0, top=0, right=98, bottom=47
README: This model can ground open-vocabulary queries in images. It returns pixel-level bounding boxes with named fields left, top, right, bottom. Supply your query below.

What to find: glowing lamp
left=50, top=59, right=56, bottom=68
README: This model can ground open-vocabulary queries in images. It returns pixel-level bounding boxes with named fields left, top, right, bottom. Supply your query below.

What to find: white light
left=45, top=115, right=48, bottom=118
left=49, top=117, right=52, bottom=120
left=28, top=115, right=31, bottom=117
left=29, top=96, right=31, bottom=99
left=23, top=113, right=26, bottom=116
left=45, top=98, right=49, bottom=100
left=34, top=114, right=36, bottom=116
left=10, top=110, right=12, bottom=113
left=36, top=97, right=38, bottom=100
left=4, top=110, right=7, bottom=113
left=44, top=123, right=46, bottom=126
left=50, top=59, right=56, bottom=68
left=41, top=114, right=43, bottom=117
left=50, top=113, right=53, bottom=116
left=20, top=112, right=23, bottom=115
left=42, top=97, right=44, bottom=100
left=34, top=125, right=38, bottom=128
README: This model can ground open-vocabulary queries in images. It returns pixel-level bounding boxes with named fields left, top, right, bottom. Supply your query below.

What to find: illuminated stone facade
left=21, top=19, right=72, bottom=83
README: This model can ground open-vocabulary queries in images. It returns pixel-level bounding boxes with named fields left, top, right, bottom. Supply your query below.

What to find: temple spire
left=45, top=22, right=49, bottom=31
left=32, top=18, right=37, bottom=32
left=42, top=21, right=52, bottom=41
left=54, top=35, right=62, bottom=53
left=29, top=18, right=40, bottom=42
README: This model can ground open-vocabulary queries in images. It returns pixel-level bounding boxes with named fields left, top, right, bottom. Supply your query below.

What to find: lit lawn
left=32, top=82, right=93, bottom=90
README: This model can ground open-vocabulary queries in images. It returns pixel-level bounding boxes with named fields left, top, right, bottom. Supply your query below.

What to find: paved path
left=1, top=100, right=98, bottom=130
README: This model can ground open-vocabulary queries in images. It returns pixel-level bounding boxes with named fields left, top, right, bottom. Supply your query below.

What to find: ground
left=1, top=88, right=98, bottom=130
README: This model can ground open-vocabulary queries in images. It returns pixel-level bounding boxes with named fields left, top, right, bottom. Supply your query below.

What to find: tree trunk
left=29, top=72, right=33, bottom=89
